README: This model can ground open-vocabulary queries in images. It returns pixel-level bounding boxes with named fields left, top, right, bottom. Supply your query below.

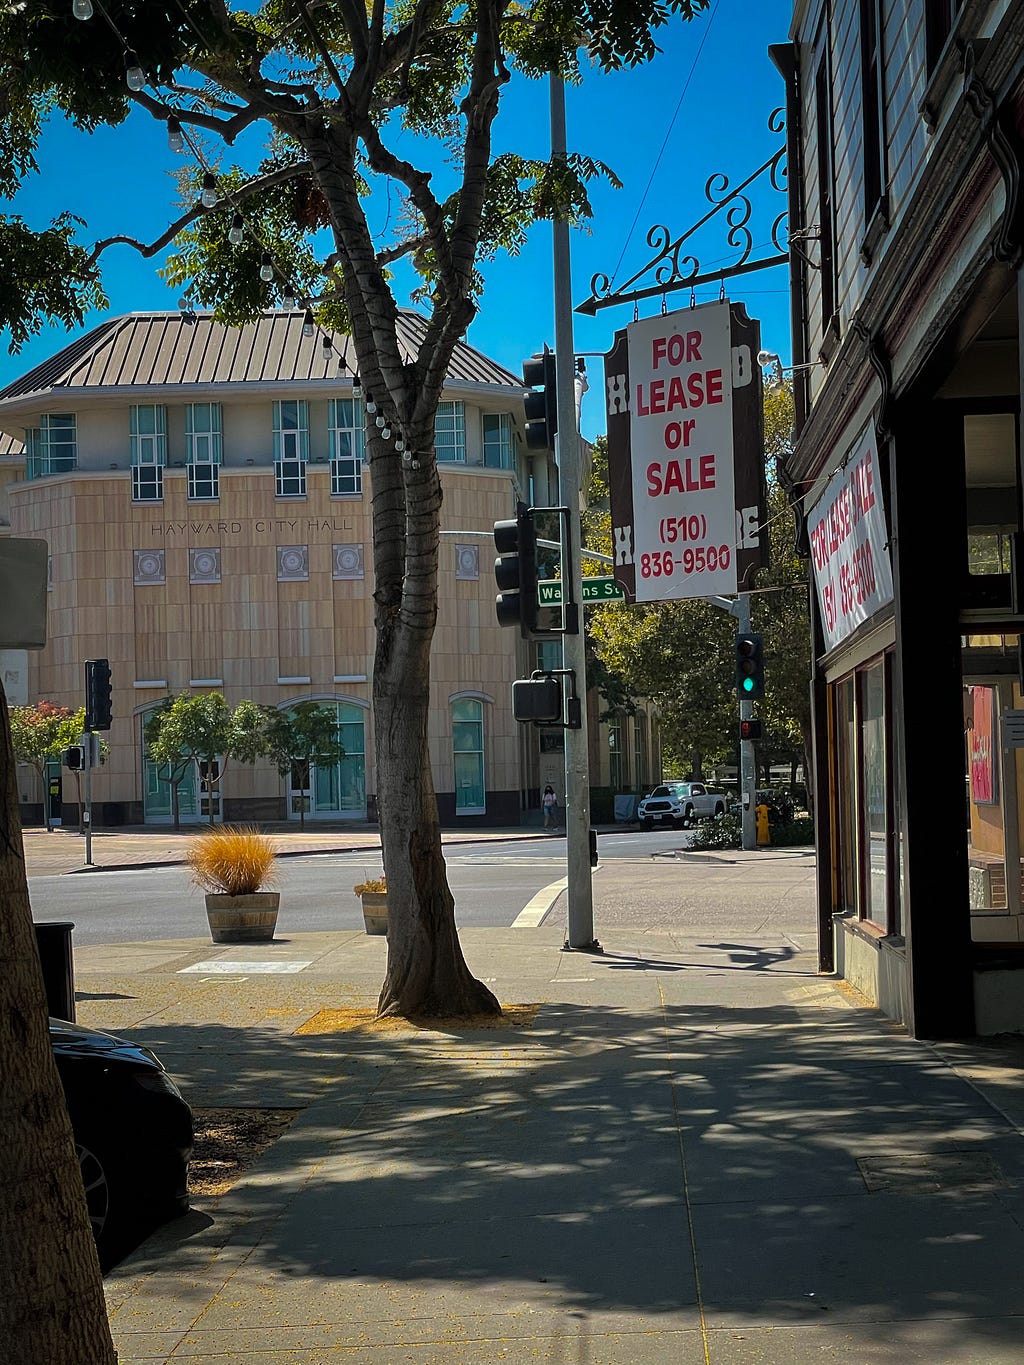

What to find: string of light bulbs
left=70, top=0, right=418, bottom=465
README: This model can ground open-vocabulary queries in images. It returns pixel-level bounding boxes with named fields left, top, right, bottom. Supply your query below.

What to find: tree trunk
left=371, top=455, right=499, bottom=1021
left=0, top=684, right=117, bottom=1362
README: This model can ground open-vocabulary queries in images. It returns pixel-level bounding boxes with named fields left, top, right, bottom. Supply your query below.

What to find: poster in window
left=969, top=686, right=997, bottom=805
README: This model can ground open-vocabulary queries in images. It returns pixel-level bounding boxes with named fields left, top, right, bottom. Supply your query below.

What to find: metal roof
left=0, top=310, right=523, bottom=402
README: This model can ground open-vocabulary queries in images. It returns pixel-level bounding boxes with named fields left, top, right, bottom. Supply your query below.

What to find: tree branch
left=88, top=160, right=315, bottom=265
left=130, top=88, right=259, bottom=146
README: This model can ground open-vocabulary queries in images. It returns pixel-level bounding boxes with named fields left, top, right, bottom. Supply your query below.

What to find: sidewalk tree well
left=0, top=686, right=118, bottom=1363
left=0, top=0, right=711, bottom=1018
left=145, top=692, right=267, bottom=828
left=260, top=702, right=346, bottom=832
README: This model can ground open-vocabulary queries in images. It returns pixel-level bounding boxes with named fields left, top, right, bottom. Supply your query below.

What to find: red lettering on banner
left=645, top=457, right=717, bottom=496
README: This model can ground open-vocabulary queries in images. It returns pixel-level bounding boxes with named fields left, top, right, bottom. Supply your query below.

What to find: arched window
left=451, top=697, right=485, bottom=814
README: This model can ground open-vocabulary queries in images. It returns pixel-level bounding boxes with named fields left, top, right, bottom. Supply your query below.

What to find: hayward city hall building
left=0, top=310, right=659, bottom=828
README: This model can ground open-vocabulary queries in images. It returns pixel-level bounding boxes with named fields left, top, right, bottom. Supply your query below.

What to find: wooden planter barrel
left=360, top=892, right=388, bottom=936
left=205, top=891, right=281, bottom=943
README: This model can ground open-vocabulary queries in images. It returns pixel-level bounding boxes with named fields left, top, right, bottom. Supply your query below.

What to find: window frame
left=273, top=399, right=309, bottom=498
left=482, top=412, right=516, bottom=469
left=26, top=412, right=77, bottom=479
left=435, top=399, right=466, bottom=463
left=328, top=397, right=365, bottom=496
left=185, top=402, right=223, bottom=501
left=859, top=0, right=889, bottom=251
left=451, top=696, right=486, bottom=815
left=814, top=41, right=840, bottom=350
left=130, top=404, right=167, bottom=502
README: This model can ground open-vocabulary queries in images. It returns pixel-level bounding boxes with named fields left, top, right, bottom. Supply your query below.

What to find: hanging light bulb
left=365, top=394, right=377, bottom=415
left=395, top=437, right=405, bottom=452
left=321, top=334, right=333, bottom=358
left=375, top=413, right=386, bottom=428
left=381, top=426, right=391, bottom=440
left=259, top=252, right=274, bottom=282
left=337, top=355, right=348, bottom=373
left=402, top=448, right=412, bottom=463
left=167, top=117, right=184, bottom=154
left=411, top=457, right=421, bottom=469
left=125, top=51, right=145, bottom=91
left=302, top=309, right=315, bottom=338
left=281, top=283, right=296, bottom=310
left=72, top=0, right=94, bottom=18
left=228, top=214, right=244, bottom=246
left=200, top=173, right=218, bottom=208
left=352, top=374, right=363, bottom=399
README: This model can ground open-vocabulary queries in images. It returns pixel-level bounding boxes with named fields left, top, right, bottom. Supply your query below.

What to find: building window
left=609, top=715, right=624, bottom=791
left=186, top=403, right=222, bottom=500
left=451, top=697, right=485, bottom=814
left=925, top=0, right=963, bottom=73
left=634, top=714, right=647, bottom=790
left=26, top=413, right=76, bottom=479
left=859, top=660, right=889, bottom=929
left=483, top=412, right=516, bottom=469
left=274, top=399, right=309, bottom=497
left=131, top=404, right=166, bottom=502
left=435, top=400, right=466, bottom=463
left=814, top=47, right=839, bottom=342
left=859, top=0, right=887, bottom=228
left=329, top=398, right=365, bottom=495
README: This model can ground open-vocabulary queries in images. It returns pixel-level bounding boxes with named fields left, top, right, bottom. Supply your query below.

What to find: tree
left=0, top=687, right=117, bottom=1364
left=261, top=702, right=346, bottom=831
left=0, top=0, right=711, bottom=1020
left=9, top=700, right=77, bottom=831
left=145, top=692, right=267, bottom=828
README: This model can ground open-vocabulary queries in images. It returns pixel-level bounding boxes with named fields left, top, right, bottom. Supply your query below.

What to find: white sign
left=626, top=302, right=739, bottom=599
left=807, top=425, right=894, bottom=651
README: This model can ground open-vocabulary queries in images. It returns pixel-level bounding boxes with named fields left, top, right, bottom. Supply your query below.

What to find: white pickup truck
left=637, top=781, right=729, bottom=830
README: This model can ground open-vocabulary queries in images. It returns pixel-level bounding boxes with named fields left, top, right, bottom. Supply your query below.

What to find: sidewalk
left=67, top=853, right=1024, bottom=1363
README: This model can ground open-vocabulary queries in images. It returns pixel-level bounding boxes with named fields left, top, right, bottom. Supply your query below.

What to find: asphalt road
left=28, top=830, right=818, bottom=947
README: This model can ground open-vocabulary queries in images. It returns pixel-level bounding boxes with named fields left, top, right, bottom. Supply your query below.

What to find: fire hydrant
left=756, top=803, right=771, bottom=846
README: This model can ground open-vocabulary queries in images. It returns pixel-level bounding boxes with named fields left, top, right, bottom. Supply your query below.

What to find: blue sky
left=0, top=0, right=794, bottom=440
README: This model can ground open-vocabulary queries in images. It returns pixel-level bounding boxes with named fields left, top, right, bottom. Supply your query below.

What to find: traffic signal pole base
left=562, top=939, right=604, bottom=954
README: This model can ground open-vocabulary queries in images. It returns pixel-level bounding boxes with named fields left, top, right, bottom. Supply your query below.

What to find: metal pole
left=83, top=730, right=94, bottom=867
left=551, top=72, right=597, bottom=951
left=735, top=593, right=757, bottom=851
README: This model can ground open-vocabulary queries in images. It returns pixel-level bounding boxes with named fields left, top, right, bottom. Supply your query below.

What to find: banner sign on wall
left=604, top=299, right=768, bottom=603
left=806, top=424, right=894, bottom=652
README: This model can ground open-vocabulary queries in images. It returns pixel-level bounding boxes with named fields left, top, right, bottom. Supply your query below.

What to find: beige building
left=0, top=310, right=659, bottom=827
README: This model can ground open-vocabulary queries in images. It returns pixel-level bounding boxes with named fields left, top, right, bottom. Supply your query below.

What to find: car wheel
left=76, top=1134, right=137, bottom=1271
left=714, top=802, right=724, bottom=817
left=682, top=805, right=694, bottom=828
left=640, top=818, right=653, bottom=831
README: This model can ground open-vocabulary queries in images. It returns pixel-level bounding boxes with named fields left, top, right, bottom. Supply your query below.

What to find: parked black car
left=51, top=1019, right=193, bottom=1269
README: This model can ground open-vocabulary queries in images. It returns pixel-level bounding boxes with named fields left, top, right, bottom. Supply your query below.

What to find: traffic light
left=740, top=718, right=763, bottom=741
left=494, top=502, right=538, bottom=637
left=735, top=633, right=765, bottom=701
left=63, top=746, right=85, bottom=770
left=85, top=657, right=112, bottom=731
left=522, top=349, right=557, bottom=451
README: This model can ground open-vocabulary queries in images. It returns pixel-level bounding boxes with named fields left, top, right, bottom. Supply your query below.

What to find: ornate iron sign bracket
left=576, top=109, right=789, bottom=317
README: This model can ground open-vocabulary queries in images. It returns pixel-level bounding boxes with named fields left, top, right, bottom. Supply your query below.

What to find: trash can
left=33, top=921, right=76, bottom=1021
left=755, top=803, right=771, bottom=847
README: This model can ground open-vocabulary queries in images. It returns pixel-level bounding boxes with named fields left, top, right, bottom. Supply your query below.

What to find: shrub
left=353, top=877, right=387, bottom=895
left=688, top=812, right=742, bottom=850
left=756, top=789, right=795, bottom=826
left=186, top=826, right=278, bottom=896
left=771, top=817, right=816, bottom=847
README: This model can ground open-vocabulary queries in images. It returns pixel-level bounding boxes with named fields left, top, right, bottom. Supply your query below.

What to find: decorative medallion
left=332, top=544, right=364, bottom=579
left=189, top=547, right=221, bottom=584
left=134, top=549, right=166, bottom=585
left=277, top=545, right=309, bottom=581
left=455, top=544, right=479, bottom=580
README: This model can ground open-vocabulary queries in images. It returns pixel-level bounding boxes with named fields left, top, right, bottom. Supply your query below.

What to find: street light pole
left=551, top=72, right=597, bottom=951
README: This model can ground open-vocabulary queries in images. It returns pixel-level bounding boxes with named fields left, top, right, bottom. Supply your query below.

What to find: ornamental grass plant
left=186, top=826, right=279, bottom=896
left=353, top=876, right=386, bottom=895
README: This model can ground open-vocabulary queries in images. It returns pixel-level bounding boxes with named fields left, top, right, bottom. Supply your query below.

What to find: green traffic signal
left=734, top=633, right=764, bottom=700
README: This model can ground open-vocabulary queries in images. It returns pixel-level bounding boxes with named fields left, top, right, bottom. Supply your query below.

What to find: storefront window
left=835, top=676, right=859, bottom=913
left=860, top=661, right=888, bottom=927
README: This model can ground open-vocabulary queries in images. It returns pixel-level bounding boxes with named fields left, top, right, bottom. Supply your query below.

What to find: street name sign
left=538, top=577, right=625, bottom=606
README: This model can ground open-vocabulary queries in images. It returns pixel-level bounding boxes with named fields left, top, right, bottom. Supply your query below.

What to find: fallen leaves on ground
left=190, top=1107, right=302, bottom=1197
left=294, top=1003, right=540, bottom=1035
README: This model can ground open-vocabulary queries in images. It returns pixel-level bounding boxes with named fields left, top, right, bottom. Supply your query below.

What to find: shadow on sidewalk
left=111, top=998, right=1024, bottom=1353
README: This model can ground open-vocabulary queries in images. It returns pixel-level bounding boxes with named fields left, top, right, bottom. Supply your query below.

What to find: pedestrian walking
left=542, top=785, right=558, bottom=829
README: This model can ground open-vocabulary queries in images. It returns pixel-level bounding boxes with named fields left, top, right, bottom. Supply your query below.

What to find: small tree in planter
left=9, top=701, right=77, bottom=830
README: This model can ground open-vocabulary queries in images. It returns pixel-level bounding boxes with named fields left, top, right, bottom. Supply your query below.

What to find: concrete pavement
left=50, top=838, right=1024, bottom=1362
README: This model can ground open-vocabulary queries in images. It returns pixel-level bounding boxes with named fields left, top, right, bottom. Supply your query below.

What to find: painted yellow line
left=512, top=876, right=568, bottom=928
